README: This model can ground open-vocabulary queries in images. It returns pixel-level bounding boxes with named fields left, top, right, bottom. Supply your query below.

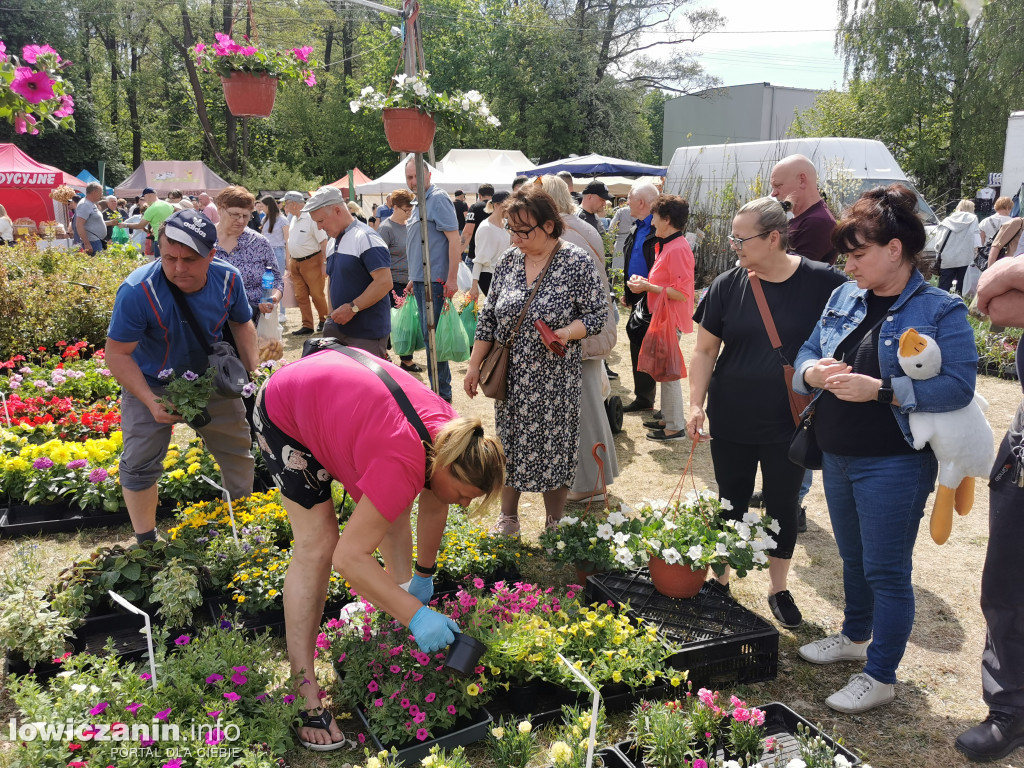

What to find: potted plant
left=349, top=72, right=500, bottom=153
left=190, top=33, right=317, bottom=117
left=538, top=507, right=644, bottom=581
left=0, top=39, right=76, bottom=134
left=156, top=367, right=218, bottom=428
left=635, top=492, right=778, bottom=598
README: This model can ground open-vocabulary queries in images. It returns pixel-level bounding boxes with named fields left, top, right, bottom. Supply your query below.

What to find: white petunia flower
left=360, top=85, right=375, bottom=96
left=607, top=510, right=627, bottom=526
left=735, top=521, right=751, bottom=540
left=349, top=100, right=361, bottom=113
left=768, top=519, right=781, bottom=534
left=614, top=548, right=634, bottom=567
left=719, top=497, right=733, bottom=510
left=834, top=756, right=851, bottom=768
left=687, top=544, right=703, bottom=561
left=596, top=523, right=613, bottom=540
left=664, top=519, right=678, bottom=531
left=753, top=551, right=768, bottom=565
left=393, top=73, right=408, bottom=87
left=742, top=510, right=760, bottom=525
left=613, top=532, right=630, bottom=547
left=556, top=540, right=566, bottom=550
left=661, top=547, right=681, bottom=565
left=715, top=542, right=729, bottom=556
left=71, top=683, right=88, bottom=693
left=466, top=89, right=482, bottom=102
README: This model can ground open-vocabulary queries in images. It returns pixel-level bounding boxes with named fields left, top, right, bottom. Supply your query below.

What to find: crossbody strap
left=167, top=280, right=214, bottom=356
left=747, top=271, right=788, bottom=362
left=505, top=242, right=559, bottom=344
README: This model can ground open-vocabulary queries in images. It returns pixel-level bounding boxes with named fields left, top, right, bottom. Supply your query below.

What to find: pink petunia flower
left=358, top=733, right=366, bottom=743
left=283, top=694, right=295, bottom=704
left=10, top=67, right=55, bottom=104
left=415, top=728, right=429, bottom=741
left=400, top=698, right=411, bottom=709
left=207, top=710, right=222, bottom=718
left=223, top=692, right=240, bottom=701
left=21, top=44, right=58, bottom=63
left=174, top=635, right=190, bottom=645
left=206, top=674, right=224, bottom=684
left=447, top=704, right=457, bottom=715
left=414, top=712, right=426, bottom=723
left=0, top=41, right=6, bottom=61
left=88, top=702, right=109, bottom=716
left=291, top=46, right=312, bottom=62
left=374, top=698, right=384, bottom=707
left=367, top=681, right=379, bottom=692
left=304, top=71, right=316, bottom=87
left=424, top=692, right=436, bottom=703
left=163, top=759, right=184, bottom=768
left=154, top=708, right=171, bottom=721
left=390, top=664, right=401, bottom=674
left=124, top=702, right=142, bottom=714
left=231, top=672, right=247, bottom=685
left=205, top=728, right=225, bottom=745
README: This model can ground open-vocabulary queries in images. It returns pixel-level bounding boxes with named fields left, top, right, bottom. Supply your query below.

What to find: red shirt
left=789, top=199, right=837, bottom=265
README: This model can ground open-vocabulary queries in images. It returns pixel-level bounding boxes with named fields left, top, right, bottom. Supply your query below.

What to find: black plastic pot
left=444, top=632, right=486, bottom=676
left=186, top=408, right=212, bottom=430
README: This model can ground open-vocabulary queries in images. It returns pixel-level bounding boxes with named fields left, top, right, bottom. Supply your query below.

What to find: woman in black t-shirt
left=687, top=196, right=846, bottom=630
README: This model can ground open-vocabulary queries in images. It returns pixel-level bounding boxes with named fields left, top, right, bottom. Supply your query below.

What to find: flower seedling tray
left=610, top=702, right=861, bottom=766
left=206, top=595, right=354, bottom=637
left=354, top=704, right=492, bottom=766
left=0, top=504, right=177, bottom=539
left=71, top=610, right=150, bottom=662
left=4, top=652, right=69, bottom=682
left=586, top=570, right=778, bottom=687
left=488, top=681, right=682, bottom=728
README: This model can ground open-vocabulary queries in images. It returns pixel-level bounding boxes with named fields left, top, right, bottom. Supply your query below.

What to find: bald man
left=769, top=154, right=837, bottom=265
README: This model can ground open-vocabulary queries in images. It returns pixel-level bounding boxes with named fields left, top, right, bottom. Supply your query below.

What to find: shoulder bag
left=747, top=271, right=813, bottom=427
left=479, top=249, right=557, bottom=400
left=167, top=281, right=250, bottom=398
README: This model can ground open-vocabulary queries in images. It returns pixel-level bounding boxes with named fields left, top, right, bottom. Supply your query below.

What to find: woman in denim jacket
left=792, top=185, right=977, bottom=714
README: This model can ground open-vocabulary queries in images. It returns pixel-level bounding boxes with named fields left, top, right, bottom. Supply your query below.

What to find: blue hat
left=142, top=187, right=156, bottom=195
left=164, top=210, right=217, bottom=255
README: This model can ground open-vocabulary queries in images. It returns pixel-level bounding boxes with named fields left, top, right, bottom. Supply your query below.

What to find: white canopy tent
left=354, top=158, right=443, bottom=196
left=434, top=149, right=535, bottom=193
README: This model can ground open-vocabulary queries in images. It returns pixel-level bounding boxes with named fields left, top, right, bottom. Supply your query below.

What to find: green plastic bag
left=391, top=293, right=424, bottom=356
left=435, top=298, right=471, bottom=362
left=111, top=225, right=129, bottom=244
left=460, top=299, right=478, bottom=343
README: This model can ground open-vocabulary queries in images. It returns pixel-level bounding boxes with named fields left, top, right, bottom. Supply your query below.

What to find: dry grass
left=1, top=307, right=1021, bottom=768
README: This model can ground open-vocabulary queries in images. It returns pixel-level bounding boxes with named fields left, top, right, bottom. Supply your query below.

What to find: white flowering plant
left=635, top=491, right=779, bottom=578
left=349, top=72, right=501, bottom=129
left=537, top=507, right=645, bottom=573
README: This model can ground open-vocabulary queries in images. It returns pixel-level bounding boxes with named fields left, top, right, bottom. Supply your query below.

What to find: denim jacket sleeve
left=793, top=328, right=824, bottom=395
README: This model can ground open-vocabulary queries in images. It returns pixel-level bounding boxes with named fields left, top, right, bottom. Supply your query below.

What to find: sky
left=683, top=0, right=847, bottom=92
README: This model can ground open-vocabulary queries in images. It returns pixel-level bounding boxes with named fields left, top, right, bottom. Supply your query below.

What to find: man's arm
left=460, top=221, right=477, bottom=252
left=104, top=338, right=180, bottom=424
left=331, top=267, right=393, bottom=325
left=76, top=213, right=91, bottom=250
left=228, top=319, right=259, bottom=372
left=444, top=229, right=461, bottom=297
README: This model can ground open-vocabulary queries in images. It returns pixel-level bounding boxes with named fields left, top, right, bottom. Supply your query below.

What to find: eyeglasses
left=727, top=231, right=771, bottom=250
left=223, top=210, right=250, bottom=221
left=504, top=222, right=538, bottom=238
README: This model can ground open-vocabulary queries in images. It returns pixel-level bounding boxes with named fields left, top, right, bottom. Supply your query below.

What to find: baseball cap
left=163, top=210, right=217, bottom=255
left=454, top=189, right=464, bottom=197
left=491, top=191, right=510, bottom=204
left=581, top=181, right=612, bottom=201
left=142, top=187, right=156, bottom=196
left=282, top=190, right=305, bottom=203
left=302, top=186, right=346, bottom=213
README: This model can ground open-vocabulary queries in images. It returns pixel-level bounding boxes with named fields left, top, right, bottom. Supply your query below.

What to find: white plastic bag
left=257, top=314, right=284, bottom=361
left=963, top=264, right=982, bottom=300
left=457, top=261, right=473, bottom=292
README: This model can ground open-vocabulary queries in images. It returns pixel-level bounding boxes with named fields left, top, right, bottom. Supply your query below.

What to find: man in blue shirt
left=303, top=186, right=393, bottom=358
left=405, top=157, right=461, bottom=402
left=106, top=210, right=258, bottom=544
left=622, top=181, right=659, bottom=412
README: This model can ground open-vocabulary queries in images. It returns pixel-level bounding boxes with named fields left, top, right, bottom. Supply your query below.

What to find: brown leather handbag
left=748, top=271, right=813, bottom=426
left=479, top=256, right=555, bottom=400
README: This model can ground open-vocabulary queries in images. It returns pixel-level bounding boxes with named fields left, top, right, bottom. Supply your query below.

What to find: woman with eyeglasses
left=686, top=196, right=846, bottom=628
left=214, top=186, right=283, bottom=326
left=464, top=185, right=608, bottom=534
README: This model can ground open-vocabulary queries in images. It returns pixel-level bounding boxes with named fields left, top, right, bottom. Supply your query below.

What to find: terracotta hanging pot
left=647, top=556, right=708, bottom=599
left=220, top=72, right=278, bottom=118
left=382, top=107, right=436, bottom=153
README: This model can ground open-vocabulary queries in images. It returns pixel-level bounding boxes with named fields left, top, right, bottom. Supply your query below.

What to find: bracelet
left=414, top=561, right=437, bottom=576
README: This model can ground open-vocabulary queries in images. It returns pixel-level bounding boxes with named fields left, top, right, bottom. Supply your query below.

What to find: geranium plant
left=0, top=39, right=75, bottom=134
left=191, top=33, right=317, bottom=85
left=637, top=491, right=779, bottom=577
left=349, top=72, right=500, bottom=128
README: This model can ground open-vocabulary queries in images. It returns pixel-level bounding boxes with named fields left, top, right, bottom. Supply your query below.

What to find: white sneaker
left=826, top=672, right=895, bottom=713
left=798, top=633, right=869, bottom=665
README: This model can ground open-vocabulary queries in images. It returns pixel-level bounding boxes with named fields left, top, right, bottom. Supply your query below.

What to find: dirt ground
left=1, top=306, right=1021, bottom=768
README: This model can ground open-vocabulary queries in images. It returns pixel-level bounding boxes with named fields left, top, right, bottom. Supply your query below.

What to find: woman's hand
left=548, top=326, right=573, bottom=353
left=464, top=365, right=480, bottom=399
left=627, top=275, right=650, bottom=294
left=257, top=300, right=275, bottom=315
left=408, top=606, right=459, bottom=653
left=823, top=372, right=882, bottom=402
left=685, top=405, right=710, bottom=441
left=804, top=358, right=851, bottom=389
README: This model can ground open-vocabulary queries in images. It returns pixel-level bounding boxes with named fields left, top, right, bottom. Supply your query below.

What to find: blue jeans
left=88, top=239, right=104, bottom=253
left=413, top=281, right=451, bottom=401
left=799, top=469, right=813, bottom=503
left=822, top=451, right=938, bottom=684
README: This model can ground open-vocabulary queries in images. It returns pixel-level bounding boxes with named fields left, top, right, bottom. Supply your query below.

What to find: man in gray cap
left=303, top=186, right=393, bottom=358
left=283, top=191, right=330, bottom=336
left=106, top=210, right=256, bottom=545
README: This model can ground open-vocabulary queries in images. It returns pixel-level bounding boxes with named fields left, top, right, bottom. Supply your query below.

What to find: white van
left=665, top=137, right=939, bottom=224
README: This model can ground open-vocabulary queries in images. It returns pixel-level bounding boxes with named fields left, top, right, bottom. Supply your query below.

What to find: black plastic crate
left=611, top=701, right=861, bottom=766
left=587, top=570, right=778, bottom=687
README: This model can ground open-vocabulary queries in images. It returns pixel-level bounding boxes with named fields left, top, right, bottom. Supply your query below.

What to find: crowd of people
left=92, top=154, right=1024, bottom=761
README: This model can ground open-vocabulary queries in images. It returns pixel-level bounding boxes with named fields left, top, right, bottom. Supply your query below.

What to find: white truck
left=1001, top=111, right=1024, bottom=206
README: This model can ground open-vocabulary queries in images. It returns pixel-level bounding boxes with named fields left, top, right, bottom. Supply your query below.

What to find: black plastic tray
left=354, top=704, right=492, bottom=766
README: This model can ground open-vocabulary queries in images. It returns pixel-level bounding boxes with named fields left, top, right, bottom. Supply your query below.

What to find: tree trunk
left=128, top=48, right=142, bottom=168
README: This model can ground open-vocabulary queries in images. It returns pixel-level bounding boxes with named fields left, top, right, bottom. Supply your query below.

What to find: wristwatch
left=350, top=302, right=361, bottom=314
left=877, top=377, right=894, bottom=404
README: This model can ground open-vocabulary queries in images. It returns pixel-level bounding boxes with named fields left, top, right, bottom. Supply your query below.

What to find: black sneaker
left=956, top=710, right=1024, bottom=762
left=768, top=590, right=803, bottom=628
left=797, top=506, right=808, bottom=533
left=291, top=327, right=315, bottom=336
left=652, top=410, right=663, bottom=420
left=703, top=578, right=732, bottom=598
left=749, top=490, right=764, bottom=508
left=317, top=320, right=326, bottom=332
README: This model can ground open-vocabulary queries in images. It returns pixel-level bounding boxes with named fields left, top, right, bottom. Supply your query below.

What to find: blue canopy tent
left=519, top=153, right=667, bottom=178
left=76, top=169, right=114, bottom=195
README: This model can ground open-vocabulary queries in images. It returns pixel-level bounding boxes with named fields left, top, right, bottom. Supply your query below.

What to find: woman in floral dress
left=465, top=185, right=607, bottom=533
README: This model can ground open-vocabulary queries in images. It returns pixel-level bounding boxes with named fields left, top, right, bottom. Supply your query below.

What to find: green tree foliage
left=792, top=0, right=1024, bottom=210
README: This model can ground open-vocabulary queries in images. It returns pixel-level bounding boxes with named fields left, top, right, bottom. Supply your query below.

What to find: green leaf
left=121, top=563, right=142, bottom=582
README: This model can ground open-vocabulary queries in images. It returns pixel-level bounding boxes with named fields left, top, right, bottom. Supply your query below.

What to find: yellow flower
left=466, top=683, right=480, bottom=696
left=168, top=469, right=186, bottom=480
left=186, top=462, right=201, bottom=475
left=267, top=589, right=278, bottom=597
left=518, top=720, right=532, bottom=734
left=490, top=727, right=504, bottom=740
left=612, top=670, right=622, bottom=683
left=549, top=741, right=572, bottom=764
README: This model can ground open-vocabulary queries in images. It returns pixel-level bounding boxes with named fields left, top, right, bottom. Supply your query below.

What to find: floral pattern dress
left=475, top=241, right=608, bottom=492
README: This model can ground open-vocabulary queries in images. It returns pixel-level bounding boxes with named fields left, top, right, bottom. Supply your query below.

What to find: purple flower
left=32, top=457, right=54, bottom=470
left=242, top=382, right=257, bottom=397
left=163, top=759, right=184, bottom=768
left=223, top=692, right=240, bottom=701
left=205, top=728, right=225, bottom=746
left=140, top=737, right=156, bottom=747
left=87, top=467, right=109, bottom=483
left=183, top=370, right=199, bottom=381
left=205, top=674, right=224, bottom=684
left=125, top=702, right=142, bottom=714
left=158, top=368, right=174, bottom=380
left=230, top=672, right=247, bottom=685
left=33, top=379, right=47, bottom=388
left=88, top=702, right=109, bottom=716
left=174, top=634, right=190, bottom=645
left=283, top=694, right=295, bottom=704
left=207, top=710, right=222, bottom=718
left=154, top=708, right=171, bottom=721
left=232, top=666, right=248, bottom=672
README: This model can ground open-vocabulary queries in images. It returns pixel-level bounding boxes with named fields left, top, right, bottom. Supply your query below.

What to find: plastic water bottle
left=261, top=267, right=274, bottom=307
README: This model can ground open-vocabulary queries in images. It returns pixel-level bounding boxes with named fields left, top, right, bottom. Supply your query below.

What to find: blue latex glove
left=409, top=606, right=458, bottom=653
left=408, top=573, right=434, bottom=605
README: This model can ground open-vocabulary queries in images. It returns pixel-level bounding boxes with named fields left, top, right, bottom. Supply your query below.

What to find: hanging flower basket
left=220, top=72, right=278, bottom=117
left=382, top=107, right=437, bottom=153
left=648, top=556, right=708, bottom=599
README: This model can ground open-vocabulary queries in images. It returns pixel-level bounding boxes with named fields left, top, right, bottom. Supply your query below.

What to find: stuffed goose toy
left=897, top=328, right=995, bottom=544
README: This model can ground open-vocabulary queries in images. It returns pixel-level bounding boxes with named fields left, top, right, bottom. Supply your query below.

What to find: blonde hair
left=347, top=201, right=365, bottom=218
left=539, top=175, right=575, bottom=215
left=428, top=416, right=505, bottom=510
left=995, top=196, right=1013, bottom=213
left=737, top=196, right=790, bottom=251
left=955, top=199, right=975, bottom=213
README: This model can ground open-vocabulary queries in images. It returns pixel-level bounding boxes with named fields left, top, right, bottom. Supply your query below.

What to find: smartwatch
left=351, top=302, right=361, bottom=314
left=877, top=377, right=894, bottom=404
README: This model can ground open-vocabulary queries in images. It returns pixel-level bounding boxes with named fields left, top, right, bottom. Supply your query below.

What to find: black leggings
left=709, top=437, right=803, bottom=560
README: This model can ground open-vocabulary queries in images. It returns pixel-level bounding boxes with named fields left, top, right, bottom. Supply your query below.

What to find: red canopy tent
left=329, top=168, right=373, bottom=200
left=0, top=143, right=85, bottom=224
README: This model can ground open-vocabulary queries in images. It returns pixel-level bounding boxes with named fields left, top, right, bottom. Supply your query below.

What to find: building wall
left=662, top=83, right=822, bottom=164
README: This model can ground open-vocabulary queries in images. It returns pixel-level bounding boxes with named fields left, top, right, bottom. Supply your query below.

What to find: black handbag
left=788, top=398, right=822, bottom=470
